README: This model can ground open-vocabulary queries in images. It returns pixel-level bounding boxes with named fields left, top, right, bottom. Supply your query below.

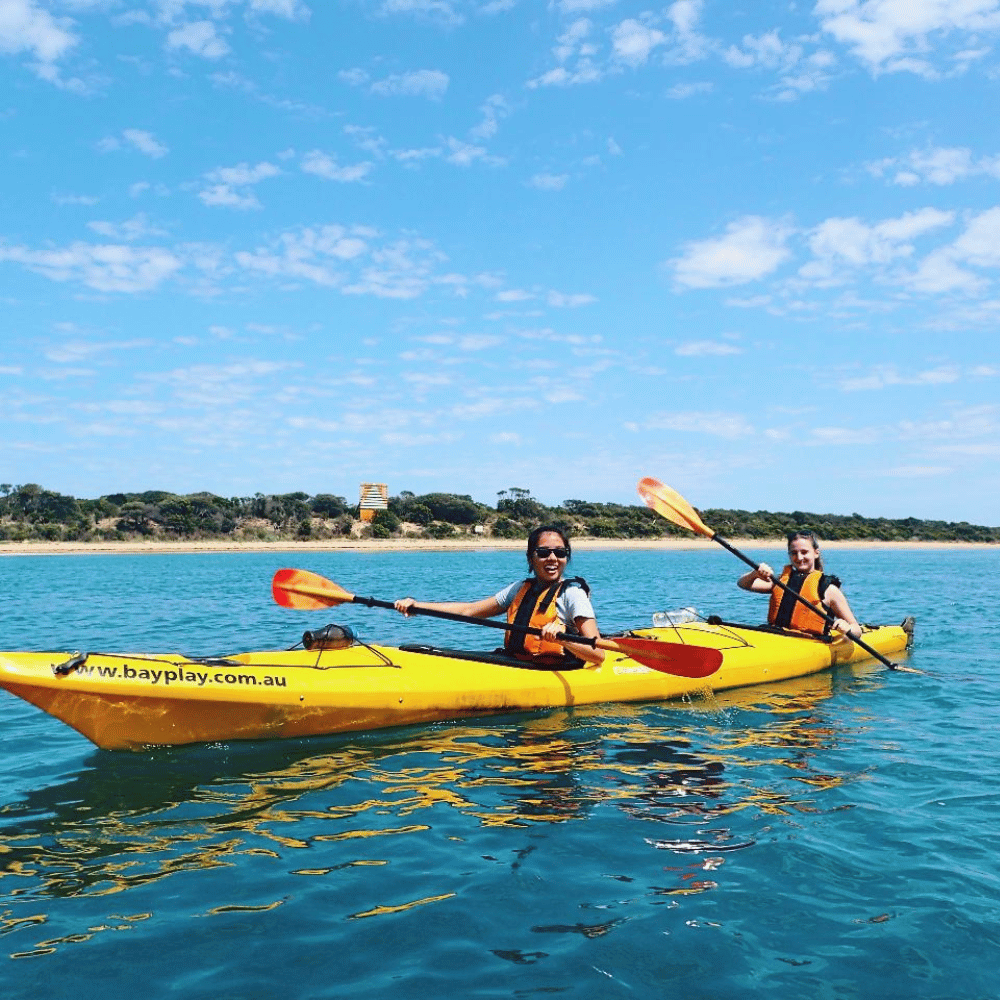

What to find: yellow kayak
left=0, top=619, right=912, bottom=751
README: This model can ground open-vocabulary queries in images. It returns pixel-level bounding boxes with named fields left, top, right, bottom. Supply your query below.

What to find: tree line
left=0, top=482, right=996, bottom=544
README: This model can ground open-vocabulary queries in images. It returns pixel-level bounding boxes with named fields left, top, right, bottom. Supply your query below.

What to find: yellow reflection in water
left=1, top=661, right=880, bottom=957
left=349, top=891, right=456, bottom=920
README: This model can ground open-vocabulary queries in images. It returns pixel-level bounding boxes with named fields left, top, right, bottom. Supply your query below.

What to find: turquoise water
left=1, top=547, right=999, bottom=998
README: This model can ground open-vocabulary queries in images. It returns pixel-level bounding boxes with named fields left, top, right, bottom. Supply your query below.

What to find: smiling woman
left=392, top=524, right=605, bottom=667
left=737, top=529, right=862, bottom=638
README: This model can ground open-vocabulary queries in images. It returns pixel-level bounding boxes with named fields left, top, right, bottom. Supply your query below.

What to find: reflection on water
left=0, top=664, right=879, bottom=963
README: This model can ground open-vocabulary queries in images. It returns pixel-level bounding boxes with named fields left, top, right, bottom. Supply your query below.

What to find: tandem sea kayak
left=0, top=618, right=913, bottom=751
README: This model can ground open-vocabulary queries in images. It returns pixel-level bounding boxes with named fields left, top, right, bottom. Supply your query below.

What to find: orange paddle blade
left=637, top=477, right=713, bottom=538
left=272, top=568, right=355, bottom=610
left=607, top=636, right=722, bottom=678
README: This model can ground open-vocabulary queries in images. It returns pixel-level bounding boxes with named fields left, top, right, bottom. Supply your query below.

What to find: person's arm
left=737, top=562, right=774, bottom=592
left=394, top=595, right=503, bottom=619
left=825, top=585, right=861, bottom=637
left=538, top=614, right=604, bottom=667
left=547, top=587, right=604, bottom=666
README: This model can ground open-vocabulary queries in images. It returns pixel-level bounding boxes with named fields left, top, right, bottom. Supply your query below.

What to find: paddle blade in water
left=272, top=568, right=355, bottom=610
left=637, top=477, right=713, bottom=538
left=611, top=636, right=722, bottom=678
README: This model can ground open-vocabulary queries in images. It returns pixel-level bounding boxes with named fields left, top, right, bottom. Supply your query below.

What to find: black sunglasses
left=534, top=546, right=569, bottom=559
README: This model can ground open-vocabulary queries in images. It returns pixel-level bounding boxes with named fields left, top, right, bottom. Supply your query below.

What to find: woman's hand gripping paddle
left=636, top=477, right=915, bottom=672
left=272, top=568, right=722, bottom=679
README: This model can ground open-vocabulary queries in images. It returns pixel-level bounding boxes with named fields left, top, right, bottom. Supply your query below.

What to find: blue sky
left=1, top=1, right=998, bottom=524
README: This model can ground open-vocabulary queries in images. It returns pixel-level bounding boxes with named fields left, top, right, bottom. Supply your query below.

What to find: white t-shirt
left=494, top=578, right=596, bottom=630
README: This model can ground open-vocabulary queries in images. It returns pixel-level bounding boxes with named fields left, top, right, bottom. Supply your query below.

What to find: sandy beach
left=0, top=536, right=994, bottom=557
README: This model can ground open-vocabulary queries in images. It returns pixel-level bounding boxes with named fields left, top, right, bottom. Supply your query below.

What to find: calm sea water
left=1, top=547, right=999, bottom=999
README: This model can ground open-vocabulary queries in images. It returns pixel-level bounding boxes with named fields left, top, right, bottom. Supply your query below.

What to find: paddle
left=637, top=477, right=908, bottom=672
left=271, top=568, right=722, bottom=679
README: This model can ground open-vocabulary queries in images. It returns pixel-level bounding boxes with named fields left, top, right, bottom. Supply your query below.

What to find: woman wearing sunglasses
left=737, top=529, right=862, bottom=638
left=394, top=525, right=604, bottom=667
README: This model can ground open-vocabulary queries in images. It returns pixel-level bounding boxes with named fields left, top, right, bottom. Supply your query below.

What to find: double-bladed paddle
left=637, top=477, right=911, bottom=672
left=271, top=567, right=722, bottom=679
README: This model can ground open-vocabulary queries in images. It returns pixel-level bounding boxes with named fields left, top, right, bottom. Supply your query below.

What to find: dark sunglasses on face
left=534, top=546, right=569, bottom=559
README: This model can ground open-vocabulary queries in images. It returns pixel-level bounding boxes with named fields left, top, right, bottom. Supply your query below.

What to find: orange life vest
left=505, top=578, right=586, bottom=664
left=767, top=567, right=833, bottom=636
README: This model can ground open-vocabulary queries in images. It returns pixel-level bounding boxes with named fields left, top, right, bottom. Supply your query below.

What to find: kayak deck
left=0, top=619, right=912, bottom=751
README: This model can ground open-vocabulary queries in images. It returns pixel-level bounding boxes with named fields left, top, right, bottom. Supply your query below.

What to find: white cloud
left=124, top=128, right=169, bottom=158
left=869, top=145, right=1000, bottom=185
left=903, top=206, right=1000, bottom=293
left=808, top=405, right=999, bottom=455
left=950, top=205, right=1000, bottom=267
left=674, top=340, right=742, bottom=356
left=527, top=17, right=602, bottom=87
left=528, top=172, right=568, bottom=190
left=235, top=225, right=371, bottom=286
left=212, top=161, right=280, bottom=186
left=0, top=0, right=77, bottom=79
left=670, top=215, right=795, bottom=289
left=376, top=0, right=465, bottom=28
left=246, top=0, right=311, bottom=18
left=402, top=371, right=452, bottom=387
left=338, top=67, right=369, bottom=87
left=149, top=360, right=300, bottom=409
left=906, top=248, right=983, bottom=294
left=556, top=0, right=617, bottom=11
left=0, top=242, right=183, bottom=293
left=452, top=335, right=501, bottom=350
left=45, top=338, right=152, bottom=364
left=199, top=184, right=262, bottom=209
left=723, top=29, right=837, bottom=100
left=666, top=80, right=712, bottom=98
left=444, top=137, right=489, bottom=166
left=87, top=213, right=167, bottom=241
left=392, top=145, right=442, bottom=164
left=667, top=0, right=710, bottom=61
left=344, top=125, right=387, bottom=157
left=234, top=226, right=449, bottom=300
left=300, top=150, right=373, bottom=182
left=495, top=289, right=534, bottom=302
left=98, top=130, right=169, bottom=158
left=816, top=0, right=1000, bottom=74
left=370, top=69, right=449, bottom=99
left=470, top=93, right=510, bottom=140
left=547, top=290, right=597, bottom=307
left=166, top=20, right=229, bottom=59
left=724, top=29, right=798, bottom=69
left=810, top=424, right=881, bottom=446
left=611, top=18, right=666, bottom=67
left=198, top=160, right=281, bottom=209
left=805, top=207, right=954, bottom=269
left=898, top=404, right=999, bottom=442
left=52, top=192, right=99, bottom=205
left=839, top=364, right=962, bottom=391
left=668, top=0, right=702, bottom=36
left=641, top=410, right=756, bottom=438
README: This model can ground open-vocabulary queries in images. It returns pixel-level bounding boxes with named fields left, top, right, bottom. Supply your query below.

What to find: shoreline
left=0, top=537, right=995, bottom=557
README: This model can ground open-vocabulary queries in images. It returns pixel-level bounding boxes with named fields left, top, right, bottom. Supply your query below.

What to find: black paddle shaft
left=350, top=593, right=597, bottom=647
left=714, top=533, right=898, bottom=670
